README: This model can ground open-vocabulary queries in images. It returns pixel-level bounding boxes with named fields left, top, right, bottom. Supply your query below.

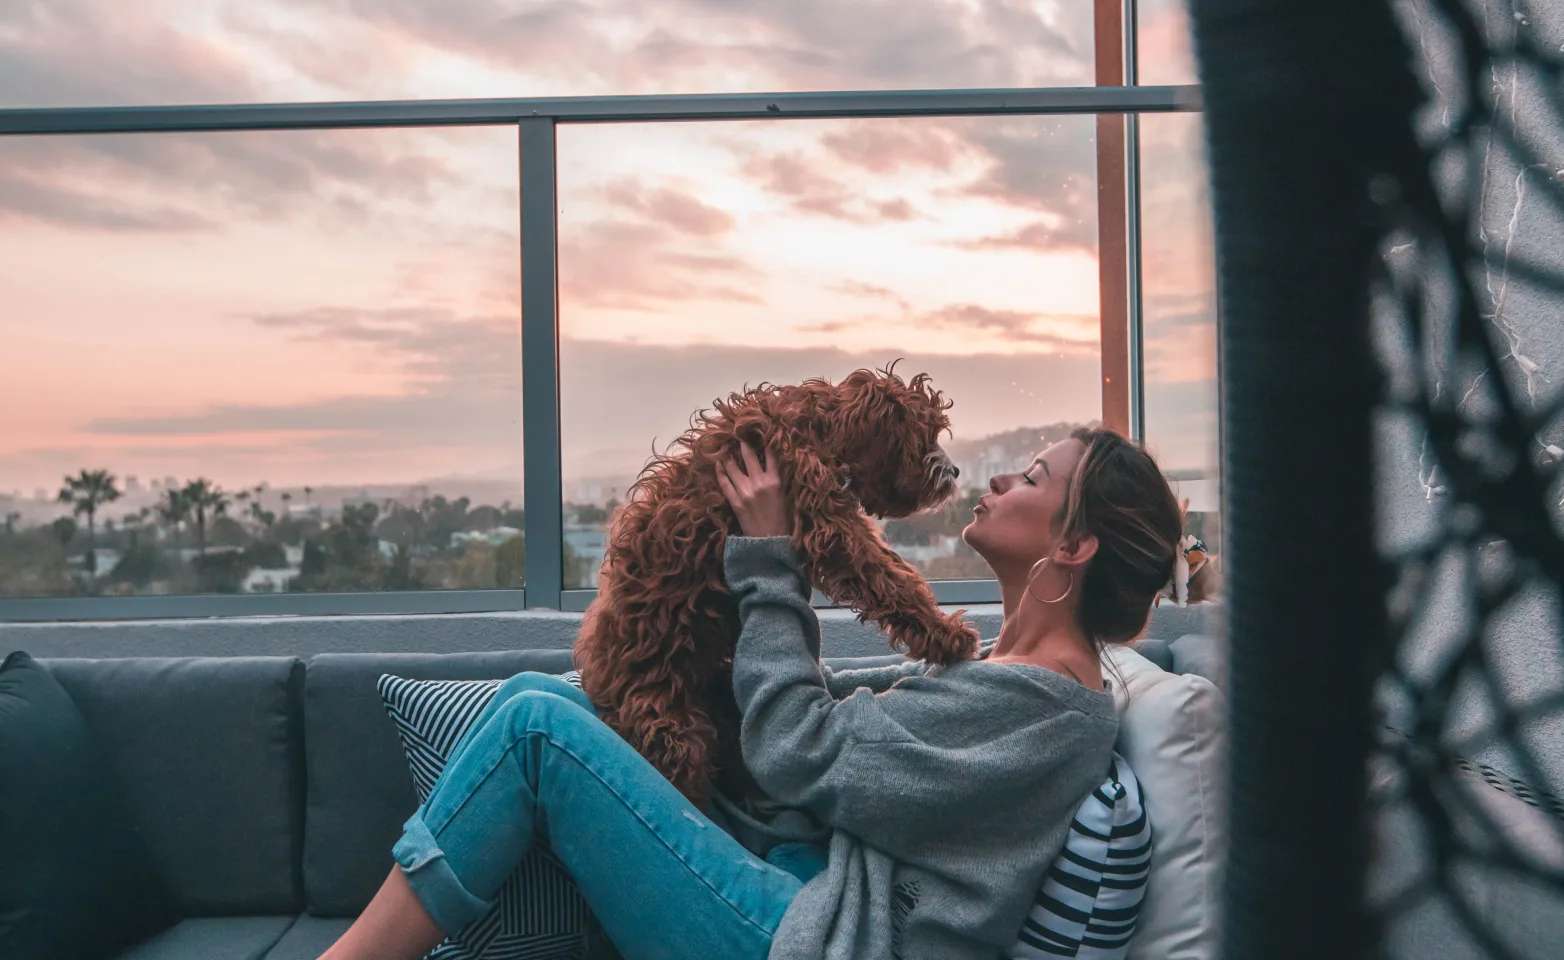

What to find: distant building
left=564, top=523, right=608, bottom=586
left=452, top=527, right=522, bottom=548
left=126, top=475, right=141, bottom=493
left=564, top=476, right=633, bottom=505
left=66, top=548, right=123, bottom=575
left=889, top=535, right=966, bottom=567
left=243, top=567, right=299, bottom=594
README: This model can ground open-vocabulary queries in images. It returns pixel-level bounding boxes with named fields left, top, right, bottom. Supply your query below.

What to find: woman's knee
left=492, top=688, right=600, bottom=747
left=493, top=670, right=594, bottom=714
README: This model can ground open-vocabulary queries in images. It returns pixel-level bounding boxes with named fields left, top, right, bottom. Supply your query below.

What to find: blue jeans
left=392, top=672, right=816, bottom=960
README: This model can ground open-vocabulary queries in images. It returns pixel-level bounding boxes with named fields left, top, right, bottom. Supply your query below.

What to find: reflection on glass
left=1137, top=0, right=1200, bottom=87
left=558, top=116, right=1103, bottom=587
left=0, top=127, right=523, bottom=598
left=1, top=2, right=1094, bottom=110
left=1140, top=112, right=1220, bottom=558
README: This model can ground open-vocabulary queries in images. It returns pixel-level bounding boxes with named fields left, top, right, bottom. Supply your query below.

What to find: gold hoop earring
left=1026, top=557, right=1074, bottom=604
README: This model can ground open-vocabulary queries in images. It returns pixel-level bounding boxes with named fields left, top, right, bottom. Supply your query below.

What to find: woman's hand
left=716, top=441, right=792, bottom=538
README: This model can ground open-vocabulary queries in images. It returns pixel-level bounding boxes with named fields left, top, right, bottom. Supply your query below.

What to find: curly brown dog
left=574, top=364, right=980, bottom=802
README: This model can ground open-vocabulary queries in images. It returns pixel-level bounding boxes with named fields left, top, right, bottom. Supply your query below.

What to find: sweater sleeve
left=724, top=537, right=909, bottom=809
left=821, top=660, right=927, bottom=698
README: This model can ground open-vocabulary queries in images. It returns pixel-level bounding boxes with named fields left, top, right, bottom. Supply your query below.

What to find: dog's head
left=818, top=364, right=957, bottom=518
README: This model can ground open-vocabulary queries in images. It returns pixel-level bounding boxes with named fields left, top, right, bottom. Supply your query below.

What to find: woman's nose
left=989, top=474, right=1003, bottom=494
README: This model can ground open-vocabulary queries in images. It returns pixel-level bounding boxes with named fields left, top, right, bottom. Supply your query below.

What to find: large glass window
left=557, top=116, right=1103, bottom=587
left=0, top=1, right=1094, bottom=109
left=0, top=127, right=524, bottom=598
left=1137, top=0, right=1200, bottom=87
left=1140, top=111, right=1220, bottom=555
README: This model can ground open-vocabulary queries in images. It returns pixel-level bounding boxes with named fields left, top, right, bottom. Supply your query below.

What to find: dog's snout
left=950, top=464, right=959, bottom=479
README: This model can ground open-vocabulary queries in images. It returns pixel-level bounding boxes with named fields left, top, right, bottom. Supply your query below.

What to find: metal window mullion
left=519, top=119, right=563, bottom=610
left=1125, top=123, right=1146, bottom=442
left=1124, top=0, right=1147, bottom=442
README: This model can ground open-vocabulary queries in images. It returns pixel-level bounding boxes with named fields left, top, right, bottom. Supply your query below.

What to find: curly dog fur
left=574, top=364, right=980, bottom=802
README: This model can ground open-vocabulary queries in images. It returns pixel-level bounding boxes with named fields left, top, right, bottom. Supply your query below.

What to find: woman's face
left=962, top=438, right=1087, bottom=572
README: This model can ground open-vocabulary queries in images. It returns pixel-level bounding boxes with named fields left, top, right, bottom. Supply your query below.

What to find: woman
left=320, top=427, right=1183, bottom=960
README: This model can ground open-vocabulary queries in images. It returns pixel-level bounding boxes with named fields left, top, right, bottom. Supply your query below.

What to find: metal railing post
left=519, top=119, right=563, bottom=610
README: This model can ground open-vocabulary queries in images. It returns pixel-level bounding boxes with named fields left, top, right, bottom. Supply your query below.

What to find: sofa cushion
left=1129, top=637, right=1174, bottom=672
left=1167, top=634, right=1227, bottom=691
left=302, top=649, right=575, bottom=916
left=111, top=916, right=296, bottom=960
left=1, top=651, right=177, bottom=960
left=257, top=915, right=353, bottom=960
left=42, top=656, right=305, bottom=916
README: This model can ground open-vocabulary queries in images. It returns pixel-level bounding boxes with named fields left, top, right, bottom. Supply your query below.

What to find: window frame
left=0, top=15, right=1201, bottom=621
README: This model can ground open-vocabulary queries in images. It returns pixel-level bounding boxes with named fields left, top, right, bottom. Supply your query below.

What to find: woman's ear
left=1056, top=532, right=1100, bottom=568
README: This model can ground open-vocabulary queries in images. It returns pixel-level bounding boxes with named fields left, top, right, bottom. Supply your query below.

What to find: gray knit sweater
left=724, top=537, right=1120, bottom=960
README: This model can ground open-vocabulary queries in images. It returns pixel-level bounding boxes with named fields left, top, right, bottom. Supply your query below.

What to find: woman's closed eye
left=1021, top=459, right=1050, bottom=486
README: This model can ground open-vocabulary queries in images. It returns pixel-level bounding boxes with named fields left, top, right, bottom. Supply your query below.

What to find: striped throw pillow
left=378, top=672, right=593, bottom=960
left=1008, top=752, right=1152, bottom=959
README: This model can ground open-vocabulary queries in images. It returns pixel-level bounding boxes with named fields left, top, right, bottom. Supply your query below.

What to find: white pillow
left=1102, top=645, right=1227, bottom=960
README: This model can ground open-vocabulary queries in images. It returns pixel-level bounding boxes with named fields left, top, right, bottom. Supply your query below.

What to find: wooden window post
left=1096, top=0, right=1132, bottom=436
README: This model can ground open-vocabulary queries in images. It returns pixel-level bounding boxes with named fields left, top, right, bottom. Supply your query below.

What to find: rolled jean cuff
left=392, top=813, right=492, bottom=934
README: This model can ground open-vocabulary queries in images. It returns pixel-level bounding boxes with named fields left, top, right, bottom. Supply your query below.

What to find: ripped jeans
left=392, top=672, right=823, bottom=960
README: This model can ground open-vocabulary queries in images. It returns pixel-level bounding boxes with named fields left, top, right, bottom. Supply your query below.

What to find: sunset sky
left=0, top=0, right=1213, bottom=501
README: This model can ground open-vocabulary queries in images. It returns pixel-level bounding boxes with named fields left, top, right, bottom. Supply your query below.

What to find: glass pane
left=558, top=116, right=1103, bottom=587
left=1137, top=0, right=1200, bottom=87
left=1, top=1, right=1094, bottom=109
left=0, top=127, right=524, bottom=598
left=1140, top=112, right=1221, bottom=580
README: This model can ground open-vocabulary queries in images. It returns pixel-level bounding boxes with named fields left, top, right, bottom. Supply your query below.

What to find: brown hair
left=1056, top=427, right=1184, bottom=647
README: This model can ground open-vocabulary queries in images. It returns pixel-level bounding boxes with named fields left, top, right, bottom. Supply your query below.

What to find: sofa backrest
left=40, top=656, right=305, bottom=916
left=301, top=649, right=576, bottom=916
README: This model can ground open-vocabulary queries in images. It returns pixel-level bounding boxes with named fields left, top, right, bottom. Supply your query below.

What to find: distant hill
left=946, top=421, right=1094, bottom=490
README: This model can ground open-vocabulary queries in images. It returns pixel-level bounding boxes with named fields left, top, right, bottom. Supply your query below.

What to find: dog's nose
left=950, top=465, right=960, bottom=479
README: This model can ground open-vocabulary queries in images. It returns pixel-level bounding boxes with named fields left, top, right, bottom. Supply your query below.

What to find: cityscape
left=0, top=421, right=1217, bottom=599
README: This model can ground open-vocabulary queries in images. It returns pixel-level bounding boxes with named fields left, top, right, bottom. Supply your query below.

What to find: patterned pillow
left=1007, top=752, right=1151, bottom=959
left=378, top=672, right=594, bottom=960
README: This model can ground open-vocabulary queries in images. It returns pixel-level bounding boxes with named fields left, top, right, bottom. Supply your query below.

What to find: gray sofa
left=34, top=636, right=1208, bottom=960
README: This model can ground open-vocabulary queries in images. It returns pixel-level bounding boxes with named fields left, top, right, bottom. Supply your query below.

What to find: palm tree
left=58, top=469, right=122, bottom=575
left=51, top=516, right=77, bottom=551
left=180, top=479, right=230, bottom=556
left=248, top=500, right=276, bottom=534
left=159, top=488, right=189, bottom=552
